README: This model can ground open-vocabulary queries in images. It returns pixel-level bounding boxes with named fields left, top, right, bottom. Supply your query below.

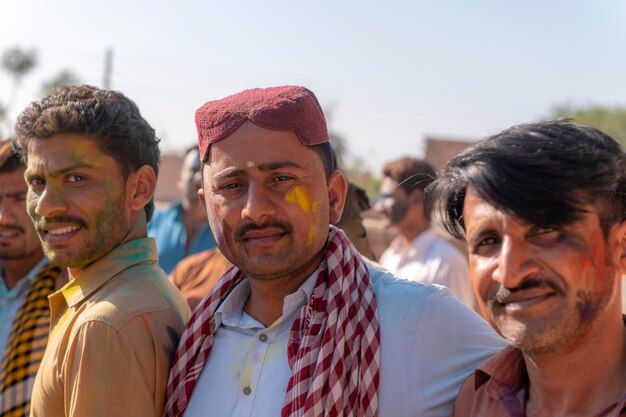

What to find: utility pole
left=103, top=48, right=113, bottom=89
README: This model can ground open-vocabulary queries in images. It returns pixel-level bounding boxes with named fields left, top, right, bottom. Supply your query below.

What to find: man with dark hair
left=163, top=86, right=505, bottom=417
left=428, top=120, right=626, bottom=416
left=13, top=85, right=190, bottom=417
left=376, top=156, right=474, bottom=306
left=149, top=145, right=217, bottom=274
left=0, top=139, right=66, bottom=417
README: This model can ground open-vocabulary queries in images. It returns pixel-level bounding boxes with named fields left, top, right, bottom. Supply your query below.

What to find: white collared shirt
left=379, top=227, right=475, bottom=307
left=185, top=270, right=318, bottom=417
left=0, top=257, right=47, bottom=354
left=184, top=261, right=506, bottom=417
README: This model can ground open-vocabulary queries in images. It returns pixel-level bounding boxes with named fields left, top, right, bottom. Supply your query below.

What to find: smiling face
left=0, top=167, right=42, bottom=260
left=24, top=134, right=132, bottom=271
left=199, top=121, right=346, bottom=284
left=463, top=186, right=626, bottom=353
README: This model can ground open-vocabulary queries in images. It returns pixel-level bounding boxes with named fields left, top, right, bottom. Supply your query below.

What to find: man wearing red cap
left=164, top=86, right=506, bottom=417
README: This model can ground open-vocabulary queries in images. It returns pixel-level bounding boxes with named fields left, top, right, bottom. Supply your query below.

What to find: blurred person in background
left=0, top=139, right=66, bottom=417
left=149, top=145, right=217, bottom=275
left=13, top=85, right=190, bottom=417
left=429, top=120, right=626, bottom=416
left=375, top=156, right=474, bottom=307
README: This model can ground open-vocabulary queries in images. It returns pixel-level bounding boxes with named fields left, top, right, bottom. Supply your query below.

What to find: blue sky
left=1, top=0, right=625, bottom=173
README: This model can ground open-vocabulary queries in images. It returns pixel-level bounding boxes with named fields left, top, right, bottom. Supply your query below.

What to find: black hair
left=13, top=85, right=160, bottom=221
left=311, top=141, right=336, bottom=179
left=427, top=119, right=626, bottom=240
left=383, top=157, right=436, bottom=193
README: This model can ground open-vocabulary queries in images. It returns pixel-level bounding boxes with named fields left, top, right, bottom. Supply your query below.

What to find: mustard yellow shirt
left=30, top=237, right=191, bottom=417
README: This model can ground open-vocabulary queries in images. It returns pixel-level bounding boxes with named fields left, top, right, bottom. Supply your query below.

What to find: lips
left=241, top=228, right=287, bottom=244
left=40, top=223, right=82, bottom=244
left=495, top=287, right=558, bottom=311
left=0, top=228, right=21, bottom=238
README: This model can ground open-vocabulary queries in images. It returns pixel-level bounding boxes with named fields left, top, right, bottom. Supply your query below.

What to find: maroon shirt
left=452, top=345, right=626, bottom=417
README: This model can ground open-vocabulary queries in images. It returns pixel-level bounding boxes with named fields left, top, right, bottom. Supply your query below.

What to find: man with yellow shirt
left=13, top=85, right=190, bottom=417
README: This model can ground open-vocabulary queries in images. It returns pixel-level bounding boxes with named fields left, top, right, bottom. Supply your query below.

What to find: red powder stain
left=213, top=204, right=222, bottom=219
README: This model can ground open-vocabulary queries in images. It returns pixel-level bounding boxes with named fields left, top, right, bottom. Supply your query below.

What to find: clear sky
left=1, top=0, right=625, bottom=173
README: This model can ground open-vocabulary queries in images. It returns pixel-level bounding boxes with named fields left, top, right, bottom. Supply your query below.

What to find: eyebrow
left=1, top=191, right=26, bottom=199
left=24, top=162, right=96, bottom=180
left=213, top=161, right=305, bottom=180
left=466, top=226, right=495, bottom=244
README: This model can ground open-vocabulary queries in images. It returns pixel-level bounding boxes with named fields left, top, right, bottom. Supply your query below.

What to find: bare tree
left=0, top=47, right=37, bottom=137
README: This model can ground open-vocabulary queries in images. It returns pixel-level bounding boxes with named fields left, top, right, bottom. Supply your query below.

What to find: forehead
left=462, top=186, right=604, bottom=232
left=26, top=134, right=116, bottom=172
left=205, top=121, right=321, bottom=172
left=0, top=168, right=27, bottom=192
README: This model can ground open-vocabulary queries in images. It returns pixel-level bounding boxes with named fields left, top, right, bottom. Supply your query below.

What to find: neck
left=2, top=250, right=44, bottom=290
left=244, top=251, right=323, bottom=327
left=68, top=213, right=147, bottom=279
left=524, top=307, right=626, bottom=416
left=398, top=221, right=428, bottom=245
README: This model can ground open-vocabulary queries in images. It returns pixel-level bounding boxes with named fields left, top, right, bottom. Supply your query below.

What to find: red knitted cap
left=195, top=86, right=329, bottom=161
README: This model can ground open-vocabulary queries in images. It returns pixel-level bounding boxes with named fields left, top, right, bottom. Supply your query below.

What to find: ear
left=408, top=188, right=424, bottom=205
left=328, top=170, right=348, bottom=224
left=613, top=219, right=626, bottom=274
left=127, top=165, right=157, bottom=213
left=198, top=186, right=206, bottom=210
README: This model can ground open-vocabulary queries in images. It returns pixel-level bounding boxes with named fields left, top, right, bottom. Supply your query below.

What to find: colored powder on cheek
left=285, top=186, right=311, bottom=213
left=212, top=204, right=222, bottom=219
left=306, top=202, right=320, bottom=247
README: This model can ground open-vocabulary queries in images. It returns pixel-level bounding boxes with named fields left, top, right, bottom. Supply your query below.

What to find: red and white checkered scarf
left=163, top=226, right=380, bottom=417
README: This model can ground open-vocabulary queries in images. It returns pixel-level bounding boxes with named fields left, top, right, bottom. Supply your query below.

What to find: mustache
left=36, top=215, right=88, bottom=230
left=491, top=277, right=565, bottom=304
left=235, top=220, right=293, bottom=241
left=0, top=224, right=25, bottom=234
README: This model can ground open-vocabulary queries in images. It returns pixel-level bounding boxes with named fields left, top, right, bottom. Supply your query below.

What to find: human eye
left=468, top=233, right=500, bottom=255
left=220, top=182, right=243, bottom=190
left=27, top=177, right=45, bottom=189
left=66, top=174, right=86, bottom=183
left=530, top=225, right=560, bottom=243
left=271, top=174, right=294, bottom=183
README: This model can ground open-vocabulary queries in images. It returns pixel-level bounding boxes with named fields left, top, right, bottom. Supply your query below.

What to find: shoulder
left=77, top=263, right=190, bottom=332
left=367, top=260, right=446, bottom=313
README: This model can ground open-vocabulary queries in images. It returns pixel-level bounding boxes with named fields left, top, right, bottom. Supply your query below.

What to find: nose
left=241, top=182, right=276, bottom=223
left=33, top=185, right=68, bottom=218
left=492, top=237, right=541, bottom=289
left=0, top=197, right=15, bottom=225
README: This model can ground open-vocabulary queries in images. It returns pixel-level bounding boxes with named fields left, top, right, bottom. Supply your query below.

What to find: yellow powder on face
left=285, top=187, right=322, bottom=247
left=285, top=186, right=311, bottom=213
left=306, top=202, right=320, bottom=246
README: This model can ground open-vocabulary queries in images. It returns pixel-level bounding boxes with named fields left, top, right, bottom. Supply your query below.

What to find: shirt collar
left=473, top=345, right=527, bottom=394
left=0, top=256, right=48, bottom=297
left=59, top=237, right=158, bottom=308
left=474, top=319, right=626, bottom=411
left=216, top=266, right=321, bottom=329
